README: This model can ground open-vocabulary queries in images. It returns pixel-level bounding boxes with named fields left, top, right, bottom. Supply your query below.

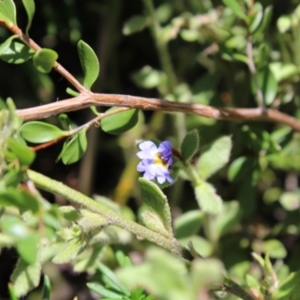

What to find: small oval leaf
left=20, top=121, right=66, bottom=143
left=181, top=129, right=200, bottom=163
left=77, top=40, right=100, bottom=89
left=59, top=129, right=87, bottom=165
left=123, top=15, right=148, bottom=35
left=101, top=108, right=139, bottom=135
left=0, top=36, right=34, bottom=64
left=7, top=138, right=35, bottom=165
left=32, top=48, right=58, bottom=73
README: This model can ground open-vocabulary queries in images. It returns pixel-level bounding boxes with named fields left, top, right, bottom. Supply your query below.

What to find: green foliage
left=77, top=40, right=100, bottom=89
left=194, top=181, right=223, bottom=215
left=197, top=136, right=232, bottom=180
left=22, top=0, right=35, bottom=34
left=20, top=121, right=66, bottom=143
left=139, top=178, right=173, bottom=237
left=180, top=129, right=200, bottom=163
left=101, top=108, right=139, bottom=135
left=32, top=48, right=58, bottom=73
left=0, top=36, right=34, bottom=64
left=58, top=129, right=87, bottom=164
left=0, top=0, right=16, bottom=26
left=123, top=15, right=148, bottom=35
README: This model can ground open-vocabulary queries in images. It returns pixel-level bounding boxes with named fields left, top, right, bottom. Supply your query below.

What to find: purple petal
left=137, top=141, right=157, bottom=159
left=158, top=141, right=173, bottom=164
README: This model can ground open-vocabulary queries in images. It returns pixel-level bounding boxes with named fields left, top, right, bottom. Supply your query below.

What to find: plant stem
left=27, top=169, right=193, bottom=261
left=142, top=0, right=177, bottom=92
left=223, top=278, right=256, bottom=300
left=142, top=0, right=186, bottom=143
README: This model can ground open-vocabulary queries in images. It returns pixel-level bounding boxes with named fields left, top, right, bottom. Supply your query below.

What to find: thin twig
left=9, top=24, right=87, bottom=93
left=16, top=93, right=300, bottom=131
left=30, top=107, right=130, bottom=151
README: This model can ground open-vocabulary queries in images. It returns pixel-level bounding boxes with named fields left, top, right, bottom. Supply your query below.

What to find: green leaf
left=22, top=0, right=35, bottom=34
left=52, top=238, right=84, bottom=263
left=269, top=62, right=298, bottom=82
left=20, top=121, right=66, bottom=143
left=254, top=6, right=273, bottom=35
left=273, top=270, right=300, bottom=300
left=279, top=191, right=300, bottom=211
left=1, top=215, right=29, bottom=238
left=141, top=210, right=170, bottom=237
left=78, top=209, right=108, bottom=232
left=174, top=210, right=204, bottom=239
left=214, top=201, right=240, bottom=238
left=77, top=40, right=100, bottom=89
left=16, top=234, right=39, bottom=264
left=66, top=87, right=79, bottom=96
left=97, top=262, right=130, bottom=295
left=0, top=36, right=34, bottom=64
left=194, top=182, right=223, bottom=214
left=87, top=283, right=123, bottom=299
left=180, top=236, right=213, bottom=258
left=10, top=258, right=41, bottom=297
left=197, top=136, right=232, bottom=179
left=7, top=138, right=35, bottom=165
left=222, top=0, right=247, bottom=20
left=32, top=48, right=58, bottom=73
left=181, top=129, right=200, bottom=163
left=277, top=15, right=291, bottom=33
left=228, top=156, right=257, bottom=182
left=101, top=108, right=139, bottom=135
left=131, top=66, right=164, bottom=89
left=42, top=275, right=51, bottom=300
left=191, top=259, right=223, bottom=291
left=59, top=129, right=87, bottom=164
left=0, top=0, right=17, bottom=26
left=256, top=67, right=278, bottom=106
left=123, top=15, right=148, bottom=35
left=139, top=178, right=173, bottom=236
left=249, top=2, right=263, bottom=33
left=8, top=284, right=18, bottom=300
left=262, top=239, right=287, bottom=259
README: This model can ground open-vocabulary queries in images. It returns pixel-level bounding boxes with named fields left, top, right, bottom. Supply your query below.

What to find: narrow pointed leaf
left=77, top=40, right=100, bottom=89
left=20, top=121, right=66, bottom=143
left=222, top=0, right=247, bottom=20
left=33, top=48, right=58, bottom=73
left=22, top=0, right=35, bottom=34
left=181, top=129, right=200, bottom=163
left=59, top=129, right=87, bottom=164
left=87, top=283, right=123, bottom=299
left=139, top=178, right=173, bottom=236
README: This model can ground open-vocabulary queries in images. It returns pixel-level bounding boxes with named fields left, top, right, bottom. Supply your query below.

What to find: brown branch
left=16, top=93, right=300, bottom=131
left=9, top=25, right=87, bottom=93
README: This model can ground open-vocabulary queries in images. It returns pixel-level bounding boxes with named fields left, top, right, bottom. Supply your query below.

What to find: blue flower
left=137, top=141, right=174, bottom=184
